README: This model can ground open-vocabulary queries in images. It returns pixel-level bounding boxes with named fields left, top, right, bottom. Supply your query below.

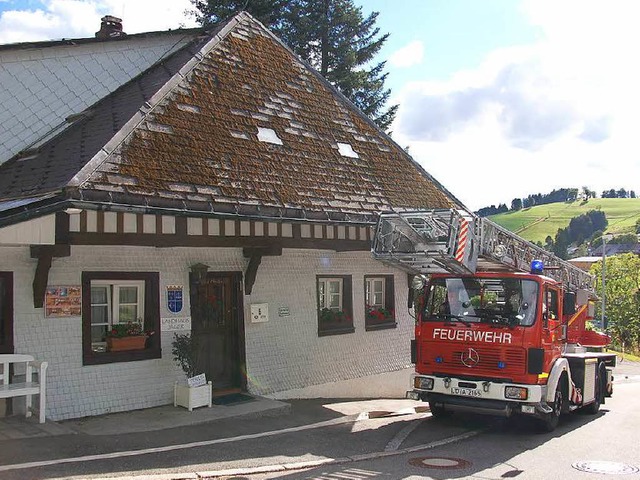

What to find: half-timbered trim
left=30, top=244, right=71, bottom=308
left=66, top=211, right=373, bottom=250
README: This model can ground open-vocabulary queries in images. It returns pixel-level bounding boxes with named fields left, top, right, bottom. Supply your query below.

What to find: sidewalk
left=0, top=394, right=291, bottom=439
left=0, top=394, right=427, bottom=439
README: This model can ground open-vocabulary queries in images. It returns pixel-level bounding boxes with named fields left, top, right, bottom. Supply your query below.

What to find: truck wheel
left=429, top=403, right=450, bottom=419
left=540, top=384, right=563, bottom=432
left=584, top=363, right=606, bottom=415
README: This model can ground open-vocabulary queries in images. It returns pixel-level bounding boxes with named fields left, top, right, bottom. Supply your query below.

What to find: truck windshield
left=423, top=277, right=539, bottom=327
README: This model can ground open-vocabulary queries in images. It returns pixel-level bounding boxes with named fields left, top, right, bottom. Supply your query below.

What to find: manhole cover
left=409, top=456, right=471, bottom=470
left=572, top=461, right=639, bottom=475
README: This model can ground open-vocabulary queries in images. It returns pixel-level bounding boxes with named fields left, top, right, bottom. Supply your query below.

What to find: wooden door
left=189, top=272, right=244, bottom=391
left=0, top=272, right=13, bottom=354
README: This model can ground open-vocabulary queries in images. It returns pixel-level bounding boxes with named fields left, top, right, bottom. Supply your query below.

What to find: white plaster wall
left=269, top=367, right=414, bottom=400
left=0, top=245, right=414, bottom=420
left=242, top=249, right=414, bottom=397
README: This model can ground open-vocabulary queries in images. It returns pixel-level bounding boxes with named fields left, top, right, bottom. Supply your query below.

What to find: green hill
left=488, top=198, right=640, bottom=244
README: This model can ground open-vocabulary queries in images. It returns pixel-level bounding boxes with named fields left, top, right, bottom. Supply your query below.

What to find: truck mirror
left=563, top=292, right=576, bottom=315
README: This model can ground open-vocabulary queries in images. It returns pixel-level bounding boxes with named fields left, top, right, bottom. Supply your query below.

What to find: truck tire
left=540, top=383, right=563, bottom=432
left=429, top=403, right=450, bottom=419
left=584, top=363, right=606, bottom=415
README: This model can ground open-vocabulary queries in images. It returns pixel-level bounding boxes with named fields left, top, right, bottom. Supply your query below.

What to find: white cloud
left=392, top=0, right=640, bottom=211
left=388, top=40, right=423, bottom=68
left=0, top=0, right=197, bottom=44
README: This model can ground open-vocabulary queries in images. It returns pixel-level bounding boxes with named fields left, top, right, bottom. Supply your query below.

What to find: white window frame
left=366, top=277, right=386, bottom=309
left=90, top=280, right=145, bottom=350
left=318, top=277, right=343, bottom=311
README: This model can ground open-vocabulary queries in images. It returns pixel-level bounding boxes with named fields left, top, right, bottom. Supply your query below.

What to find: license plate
left=451, top=387, right=481, bottom=397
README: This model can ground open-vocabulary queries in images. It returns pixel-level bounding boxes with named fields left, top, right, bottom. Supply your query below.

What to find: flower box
left=106, top=335, right=147, bottom=352
left=174, top=382, right=212, bottom=411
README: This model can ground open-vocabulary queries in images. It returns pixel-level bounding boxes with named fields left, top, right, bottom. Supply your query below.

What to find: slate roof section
left=0, top=34, right=211, bottom=202
left=0, top=13, right=461, bottom=226
left=0, top=29, right=201, bottom=165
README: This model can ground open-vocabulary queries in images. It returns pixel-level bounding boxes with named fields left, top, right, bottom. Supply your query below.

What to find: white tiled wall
left=0, top=245, right=413, bottom=420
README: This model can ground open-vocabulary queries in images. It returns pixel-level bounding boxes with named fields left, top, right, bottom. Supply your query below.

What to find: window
left=545, top=288, right=559, bottom=321
left=319, top=277, right=343, bottom=310
left=82, top=272, right=160, bottom=365
left=364, top=275, right=396, bottom=330
left=423, top=277, right=539, bottom=327
left=317, top=275, right=353, bottom=336
left=90, top=280, right=145, bottom=351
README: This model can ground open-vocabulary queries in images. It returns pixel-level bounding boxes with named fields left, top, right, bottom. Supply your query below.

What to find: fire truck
left=373, top=209, right=615, bottom=431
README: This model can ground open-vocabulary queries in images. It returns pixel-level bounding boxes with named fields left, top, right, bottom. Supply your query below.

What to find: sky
left=1, top=0, right=638, bottom=211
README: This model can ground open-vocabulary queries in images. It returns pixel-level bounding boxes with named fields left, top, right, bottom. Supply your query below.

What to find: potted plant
left=319, top=307, right=350, bottom=324
left=171, top=333, right=212, bottom=411
left=105, top=321, right=153, bottom=352
left=366, top=306, right=394, bottom=324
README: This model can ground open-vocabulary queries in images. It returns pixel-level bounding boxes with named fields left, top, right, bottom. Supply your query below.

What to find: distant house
left=0, top=13, right=461, bottom=420
left=568, top=257, right=601, bottom=272
left=590, top=244, right=640, bottom=257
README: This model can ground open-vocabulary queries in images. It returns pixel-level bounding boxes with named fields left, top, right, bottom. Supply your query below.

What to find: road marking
left=0, top=411, right=480, bottom=477
left=0, top=416, right=356, bottom=473
left=384, top=414, right=429, bottom=451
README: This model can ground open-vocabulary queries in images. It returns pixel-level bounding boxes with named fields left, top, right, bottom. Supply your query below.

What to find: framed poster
left=45, top=286, right=82, bottom=317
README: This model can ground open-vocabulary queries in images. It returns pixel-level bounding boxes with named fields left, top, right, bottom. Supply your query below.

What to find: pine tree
left=190, top=0, right=397, bottom=130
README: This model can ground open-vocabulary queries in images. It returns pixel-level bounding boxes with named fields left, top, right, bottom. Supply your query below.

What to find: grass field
left=488, top=198, right=640, bottom=244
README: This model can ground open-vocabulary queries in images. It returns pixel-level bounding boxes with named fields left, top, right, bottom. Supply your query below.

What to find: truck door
left=542, top=286, right=562, bottom=365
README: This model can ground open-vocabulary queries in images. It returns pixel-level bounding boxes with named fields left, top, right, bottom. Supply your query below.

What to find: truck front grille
left=421, top=345, right=526, bottom=377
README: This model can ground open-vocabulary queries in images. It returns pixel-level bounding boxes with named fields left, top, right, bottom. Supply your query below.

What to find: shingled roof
left=0, top=28, right=201, bottom=166
left=0, top=12, right=461, bottom=227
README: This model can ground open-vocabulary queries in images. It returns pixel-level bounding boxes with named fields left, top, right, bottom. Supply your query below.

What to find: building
left=0, top=13, right=461, bottom=420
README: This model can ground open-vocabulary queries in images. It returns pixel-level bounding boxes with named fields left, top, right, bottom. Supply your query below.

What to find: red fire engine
left=373, top=209, right=615, bottom=431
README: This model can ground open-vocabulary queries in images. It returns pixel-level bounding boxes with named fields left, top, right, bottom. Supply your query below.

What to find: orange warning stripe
left=455, top=218, right=469, bottom=263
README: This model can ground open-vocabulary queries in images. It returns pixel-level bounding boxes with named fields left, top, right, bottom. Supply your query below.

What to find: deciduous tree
left=591, top=253, right=640, bottom=353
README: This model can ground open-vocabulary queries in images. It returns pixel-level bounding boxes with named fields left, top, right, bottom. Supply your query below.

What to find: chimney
left=95, top=15, right=126, bottom=40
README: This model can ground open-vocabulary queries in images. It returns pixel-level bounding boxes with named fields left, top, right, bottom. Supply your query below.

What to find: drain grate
left=409, top=456, right=471, bottom=470
left=572, top=461, right=639, bottom=475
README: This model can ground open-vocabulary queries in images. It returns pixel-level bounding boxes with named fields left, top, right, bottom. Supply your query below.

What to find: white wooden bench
left=0, top=354, right=48, bottom=423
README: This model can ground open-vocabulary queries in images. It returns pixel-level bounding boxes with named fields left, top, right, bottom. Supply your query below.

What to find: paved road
left=0, top=361, right=638, bottom=480
left=248, top=364, right=640, bottom=480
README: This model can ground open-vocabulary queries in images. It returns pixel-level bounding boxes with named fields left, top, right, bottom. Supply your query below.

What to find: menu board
left=45, top=286, right=82, bottom=317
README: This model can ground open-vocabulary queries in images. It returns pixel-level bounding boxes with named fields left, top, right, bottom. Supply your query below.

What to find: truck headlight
left=414, top=377, right=434, bottom=390
left=505, top=386, right=528, bottom=400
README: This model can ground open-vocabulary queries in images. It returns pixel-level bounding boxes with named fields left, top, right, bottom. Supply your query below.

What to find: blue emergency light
left=530, top=260, right=544, bottom=274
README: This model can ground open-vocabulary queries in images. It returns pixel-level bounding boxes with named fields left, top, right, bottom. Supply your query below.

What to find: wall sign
left=250, top=303, right=269, bottom=323
left=278, top=306, right=290, bottom=317
left=45, top=286, right=81, bottom=317
left=166, top=285, right=183, bottom=313
left=161, top=317, right=191, bottom=331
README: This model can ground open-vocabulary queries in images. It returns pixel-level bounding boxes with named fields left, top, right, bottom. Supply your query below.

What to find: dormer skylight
left=257, top=127, right=283, bottom=145
left=337, top=142, right=359, bottom=158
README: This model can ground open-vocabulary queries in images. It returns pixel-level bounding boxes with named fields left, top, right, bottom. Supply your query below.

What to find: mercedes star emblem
left=460, top=348, right=480, bottom=367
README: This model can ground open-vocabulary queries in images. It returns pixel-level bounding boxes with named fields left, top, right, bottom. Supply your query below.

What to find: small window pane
left=119, top=305, right=138, bottom=322
left=328, top=281, right=340, bottom=294
left=91, top=325, right=107, bottom=343
left=91, top=286, right=108, bottom=304
left=91, top=305, right=109, bottom=324
left=119, top=286, right=138, bottom=304
left=328, top=295, right=340, bottom=309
